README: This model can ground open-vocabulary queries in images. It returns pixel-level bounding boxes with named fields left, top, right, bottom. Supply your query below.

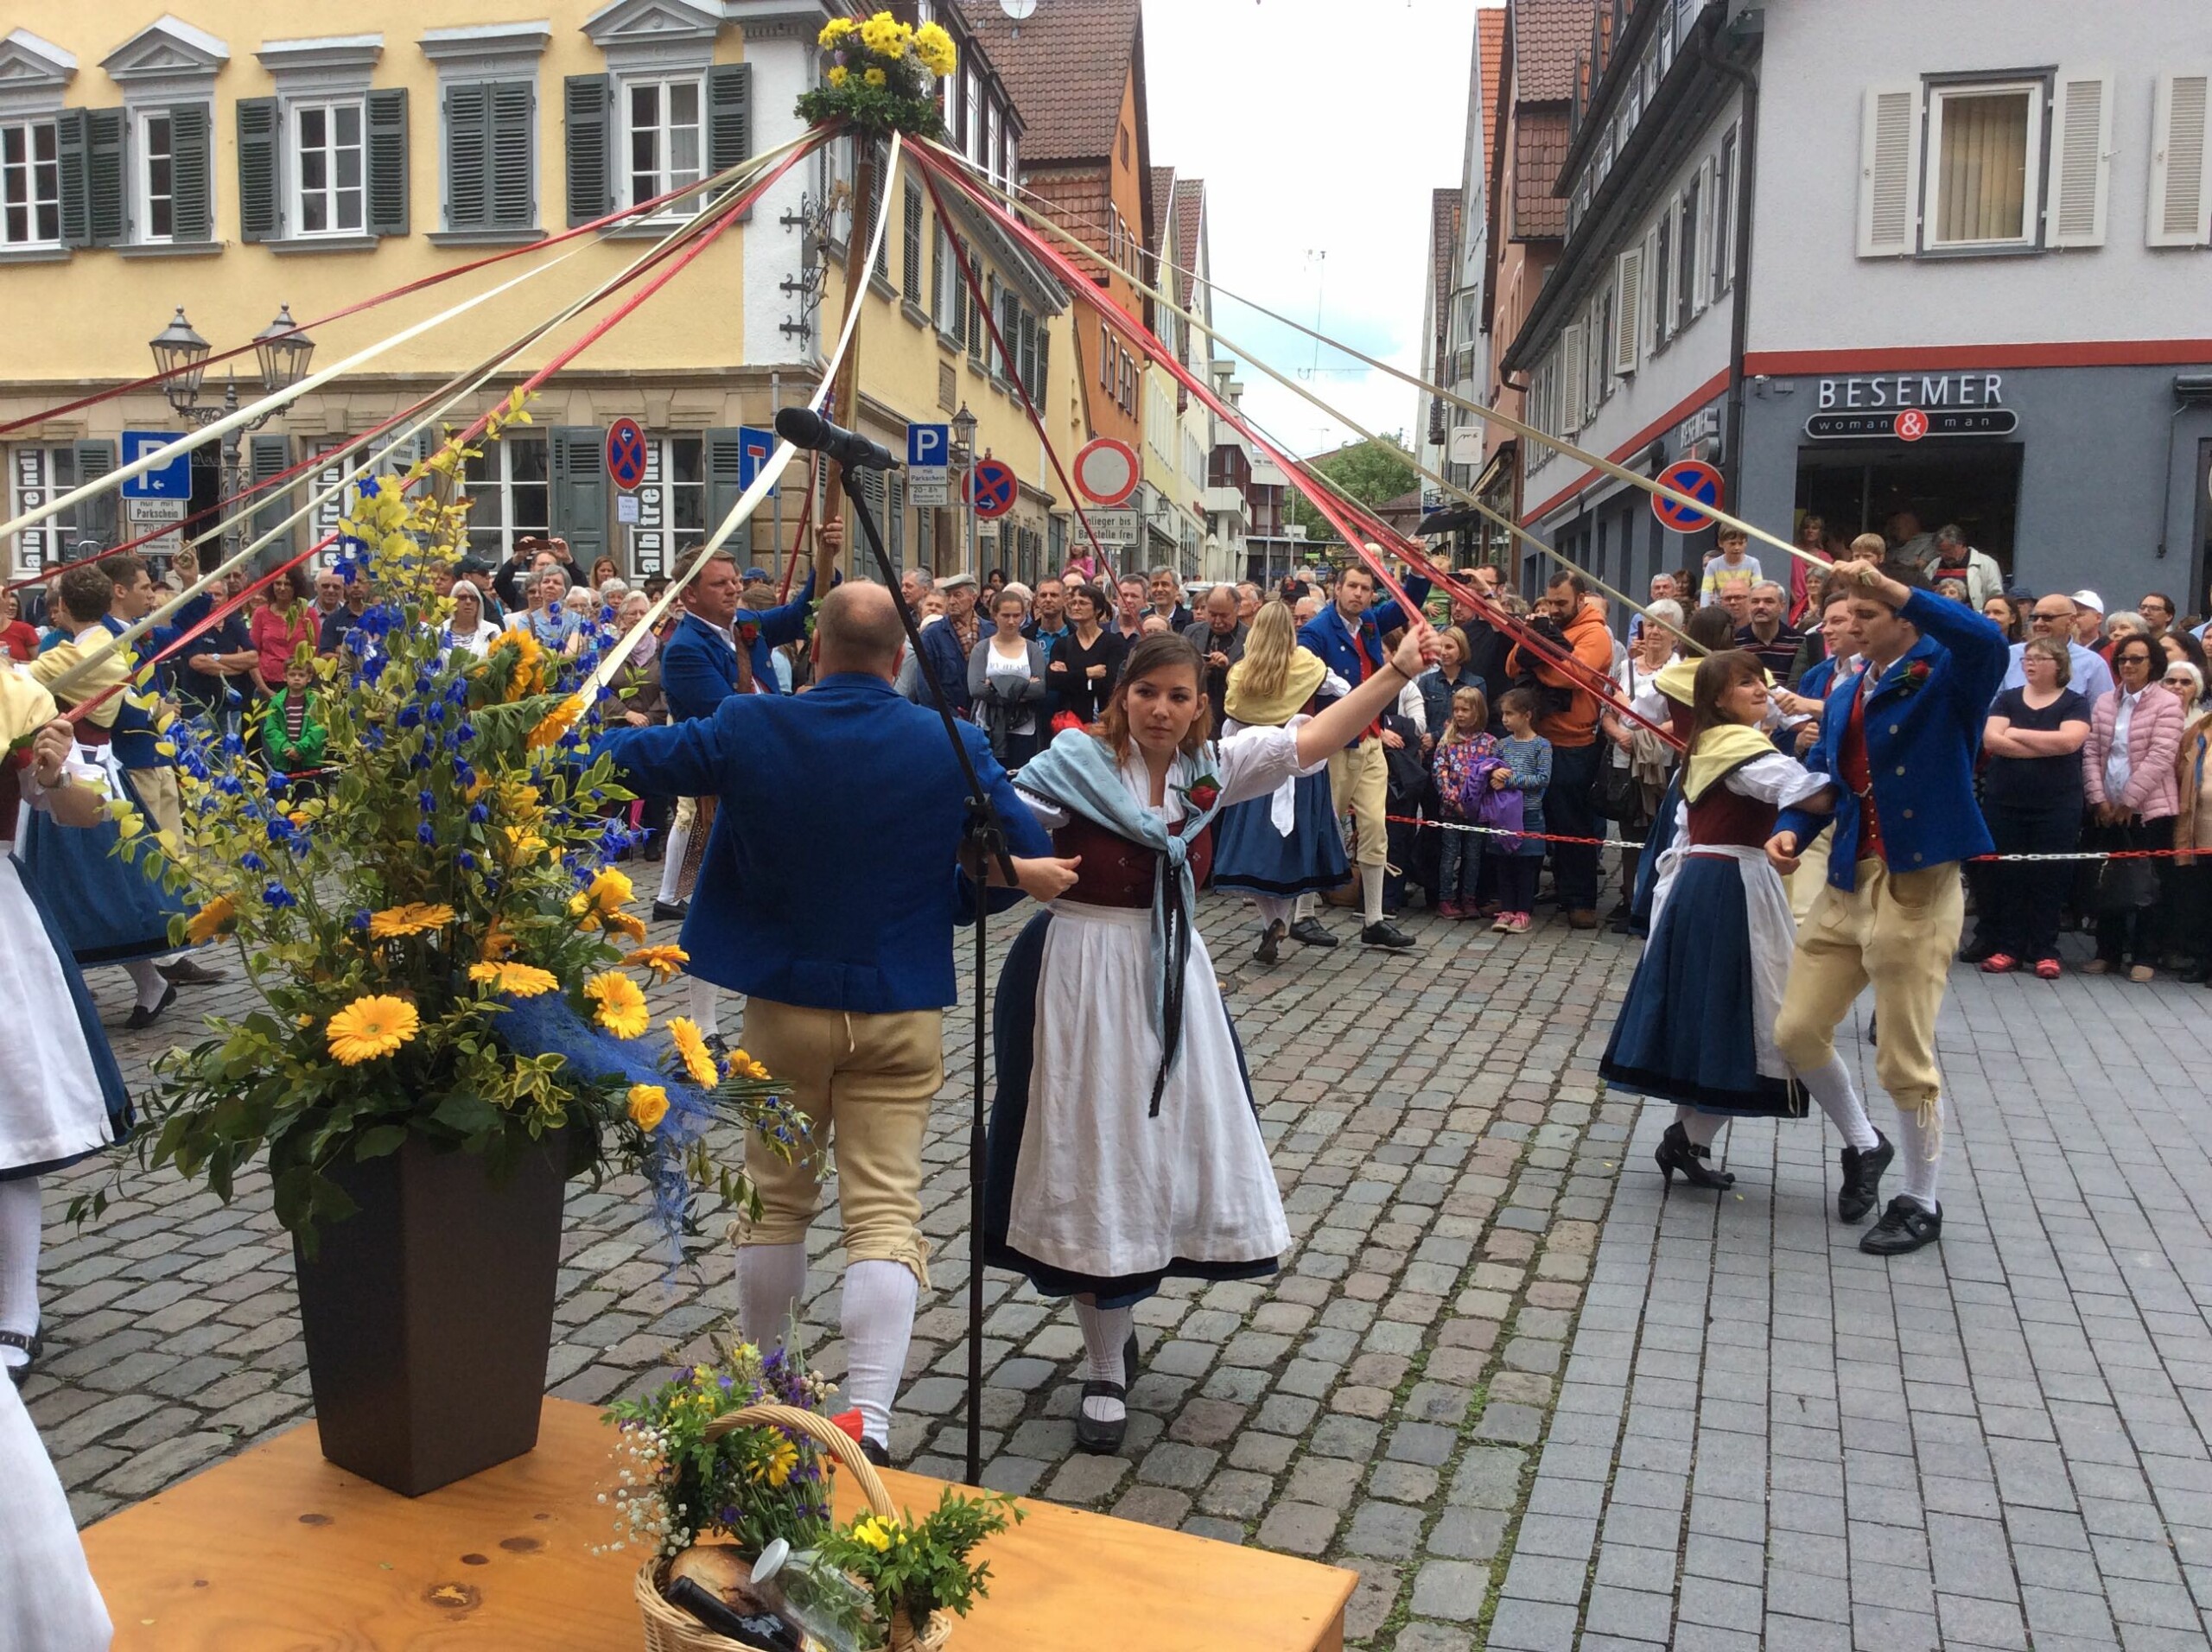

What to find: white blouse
left=1017, top=724, right=1318, bottom=833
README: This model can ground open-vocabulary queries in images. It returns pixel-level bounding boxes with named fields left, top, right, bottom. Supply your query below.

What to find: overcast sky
left=1142, top=0, right=1483, bottom=460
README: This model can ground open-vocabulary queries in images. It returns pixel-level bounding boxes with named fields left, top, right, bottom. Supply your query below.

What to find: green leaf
left=353, top=1124, right=408, bottom=1160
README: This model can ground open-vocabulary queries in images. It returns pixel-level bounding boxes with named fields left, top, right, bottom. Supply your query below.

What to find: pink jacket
left=2082, top=683, right=2183, bottom=819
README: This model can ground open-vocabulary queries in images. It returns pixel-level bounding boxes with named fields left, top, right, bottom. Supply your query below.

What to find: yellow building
left=0, top=0, right=1085, bottom=588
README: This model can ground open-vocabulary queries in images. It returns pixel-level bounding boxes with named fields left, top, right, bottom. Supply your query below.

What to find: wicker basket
left=633, top=1403, right=951, bottom=1652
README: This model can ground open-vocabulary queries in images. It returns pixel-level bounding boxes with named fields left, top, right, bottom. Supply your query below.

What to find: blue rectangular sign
left=907, top=423, right=949, bottom=469
left=738, top=426, right=779, bottom=495
left=120, top=430, right=192, bottom=499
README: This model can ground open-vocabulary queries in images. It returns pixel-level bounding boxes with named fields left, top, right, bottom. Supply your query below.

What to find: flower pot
left=291, top=1130, right=571, bottom=1496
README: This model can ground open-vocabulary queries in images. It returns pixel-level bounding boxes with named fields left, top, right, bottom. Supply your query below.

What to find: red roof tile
left=1172, top=177, right=1203, bottom=309
left=1027, top=170, right=1113, bottom=283
left=1512, top=108, right=1569, bottom=239
left=1430, top=187, right=1461, bottom=335
left=971, top=0, right=1142, bottom=164
left=1477, top=8, right=1507, bottom=177
left=1510, top=0, right=1593, bottom=103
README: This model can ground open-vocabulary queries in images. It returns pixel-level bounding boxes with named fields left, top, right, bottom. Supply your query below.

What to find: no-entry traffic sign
left=1072, top=436, right=1140, bottom=507
left=1651, top=458, right=1724, bottom=533
left=966, top=458, right=1017, bottom=519
left=606, top=418, right=648, bottom=492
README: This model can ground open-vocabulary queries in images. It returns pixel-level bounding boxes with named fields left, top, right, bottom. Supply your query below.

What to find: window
left=967, top=251, right=987, bottom=365
left=291, top=99, right=365, bottom=235
left=461, top=431, right=550, bottom=559
left=1924, top=81, right=2041, bottom=249
left=933, top=223, right=966, bottom=340
left=997, top=285, right=1020, bottom=381
left=0, top=119, right=60, bottom=247
left=1710, top=129, right=1737, bottom=298
left=7, top=445, right=98, bottom=574
left=137, top=111, right=175, bottom=242
left=964, top=70, right=981, bottom=161
left=625, top=75, right=702, bottom=214
left=986, top=101, right=1000, bottom=189
left=901, top=181, right=923, bottom=304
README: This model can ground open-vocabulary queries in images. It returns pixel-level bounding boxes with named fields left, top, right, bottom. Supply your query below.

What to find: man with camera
left=1504, top=569, right=1617, bottom=928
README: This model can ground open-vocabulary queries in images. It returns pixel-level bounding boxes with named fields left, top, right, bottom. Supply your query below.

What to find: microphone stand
left=837, top=465, right=1014, bottom=1490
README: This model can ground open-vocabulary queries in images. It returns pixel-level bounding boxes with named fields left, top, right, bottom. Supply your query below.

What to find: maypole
left=820, top=139, right=880, bottom=583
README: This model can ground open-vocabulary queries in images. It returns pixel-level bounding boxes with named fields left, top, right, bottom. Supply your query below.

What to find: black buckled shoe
left=857, top=1436, right=890, bottom=1467
left=652, top=899, right=689, bottom=923
left=123, top=983, right=176, bottom=1031
left=1837, top=1132, right=1894, bottom=1224
left=1654, top=1121, right=1734, bottom=1191
left=1859, top=1197, right=1942, bottom=1256
left=1, top=1326, right=41, bottom=1388
left=1287, top=916, right=1338, bottom=949
left=1360, top=919, right=1415, bottom=950
left=1255, top=920, right=1285, bottom=966
left=1073, top=1382, right=1128, bottom=1455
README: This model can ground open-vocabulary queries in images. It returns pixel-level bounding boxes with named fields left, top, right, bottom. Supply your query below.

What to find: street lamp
left=950, top=401, right=978, bottom=576
left=149, top=304, right=316, bottom=571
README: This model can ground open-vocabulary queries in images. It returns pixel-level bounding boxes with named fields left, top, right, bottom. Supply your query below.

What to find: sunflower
left=525, top=695, right=586, bottom=751
left=584, top=970, right=651, bottom=1039
left=468, top=960, right=558, bottom=997
left=622, top=944, right=689, bottom=977
left=368, top=901, right=455, bottom=940
left=327, top=995, right=421, bottom=1065
left=626, top=1083, right=669, bottom=1133
left=667, top=1016, right=718, bottom=1088
left=185, top=893, right=238, bottom=945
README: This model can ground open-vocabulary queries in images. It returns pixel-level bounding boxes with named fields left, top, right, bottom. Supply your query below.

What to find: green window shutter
left=250, top=434, right=294, bottom=563
left=564, top=73, right=612, bottom=227
left=237, top=97, right=280, bottom=242
left=706, top=61, right=751, bottom=200
left=56, top=109, right=89, bottom=246
left=73, top=441, right=118, bottom=543
left=169, top=104, right=212, bottom=241
left=365, top=87, right=410, bottom=238
left=86, top=108, right=125, bottom=245
left=489, top=80, right=535, bottom=228
left=704, top=426, right=747, bottom=546
left=444, top=82, right=490, bottom=230
left=550, top=426, right=607, bottom=566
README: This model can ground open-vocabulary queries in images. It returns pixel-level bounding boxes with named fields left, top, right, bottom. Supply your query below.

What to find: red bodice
left=1052, top=814, right=1212, bottom=907
left=1686, top=778, right=1778, bottom=849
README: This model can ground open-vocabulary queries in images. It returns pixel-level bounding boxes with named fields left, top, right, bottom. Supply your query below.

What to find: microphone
left=772, top=405, right=899, bottom=471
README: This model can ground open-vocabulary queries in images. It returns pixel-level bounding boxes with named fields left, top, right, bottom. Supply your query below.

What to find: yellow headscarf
left=1, top=665, right=60, bottom=751
left=1224, top=646, right=1328, bottom=728
left=1682, top=722, right=1782, bottom=804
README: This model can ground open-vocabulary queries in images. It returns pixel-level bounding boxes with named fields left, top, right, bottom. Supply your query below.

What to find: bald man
left=599, top=582, right=1071, bottom=1464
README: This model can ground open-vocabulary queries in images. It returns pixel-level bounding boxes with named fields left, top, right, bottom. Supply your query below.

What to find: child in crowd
left=1700, top=526, right=1763, bottom=608
left=1431, top=685, right=1499, bottom=919
left=1492, top=687, right=1552, bottom=934
left=260, top=654, right=327, bottom=782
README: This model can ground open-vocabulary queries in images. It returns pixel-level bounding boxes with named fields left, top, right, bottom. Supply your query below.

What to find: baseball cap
left=2070, top=589, right=2104, bottom=613
left=741, top=566, right=772, bottom=583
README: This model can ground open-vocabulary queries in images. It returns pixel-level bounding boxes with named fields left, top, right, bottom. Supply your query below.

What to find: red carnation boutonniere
left=734, top=620, right=760, bottom=648
left=1897, top=659, right=1932, bottom=696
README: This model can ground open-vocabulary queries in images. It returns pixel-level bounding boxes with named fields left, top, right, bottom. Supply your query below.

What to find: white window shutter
left=1642, top=225, right=1661, bottom=355
left=2048, top=72, right=2112, bottom=247
left=2148, top=71, right=2210, bottom=248
left=1693, top=157, right=1716, bottom=310
left=1858, top=84, right=1922, bottom=257
left=1612, top=245, right=1643, bottom=374
left=1561, top=324, right=1586, bottom=435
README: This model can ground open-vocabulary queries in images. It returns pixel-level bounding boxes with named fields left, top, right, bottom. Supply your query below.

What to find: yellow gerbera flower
left=368, top=901, right=456, bottom=940
left=914, top=22, right=957, bottom=76
left=827, top=65, right=850, bottom=89
left=819, top=16, right=856, bottom=47
left=863, top=67, right=887, bottom=87
left=185, top=893, right=237, bottom=945
left=606, top=911, right=649, bottom=944
left=667, top=1017, right=718, bottom=1088
left=327, top=995, right=420, bottom=1065
left=567, top=866, right=634, bottom=928
left=526, top=695, right=586, bottom=751
left=726, top=1047, right=773, bottom=1083
left=622, top=944, right=690, bottom=978
left=626, top=1083, right=669, bottom=1133
left=468, top=961, right=558, bottom=997
left=584, top=970, right=650, bottom=1039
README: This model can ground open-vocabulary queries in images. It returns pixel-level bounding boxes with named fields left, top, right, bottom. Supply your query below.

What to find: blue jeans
left=1545, top=740, right=1602, bottom=911
left=1438, top=822, right=1484, bottom=902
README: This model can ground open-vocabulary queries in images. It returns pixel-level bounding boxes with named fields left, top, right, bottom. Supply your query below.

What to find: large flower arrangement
left=124, top=398, right=806, bottom=1250
left=797, top=11, right=957, bottom=138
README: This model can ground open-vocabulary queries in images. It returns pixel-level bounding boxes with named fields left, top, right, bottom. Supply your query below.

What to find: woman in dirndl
left=1210, top=600, right=1349, bottom=964
left=0, top=670, right=125, bottom=1650
left=985, top=622, right=1439, bottom=1455
left=1600, top=651, right=1888, bottom=1215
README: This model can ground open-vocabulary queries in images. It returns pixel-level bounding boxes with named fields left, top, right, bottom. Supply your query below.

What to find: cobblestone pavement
left=23, top=889, right=2212, bottom=1650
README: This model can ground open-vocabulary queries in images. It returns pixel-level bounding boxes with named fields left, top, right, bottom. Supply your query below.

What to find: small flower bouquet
left=119, top=400, right=806, bottom=1253
left=821, top=1488, right=1022, bottom=1649
left=798, top=11, right=958, bottom=139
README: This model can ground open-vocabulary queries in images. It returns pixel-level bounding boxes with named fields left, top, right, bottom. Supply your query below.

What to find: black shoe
left=1360, top=920, right=1415, bottom=950
left=2182, top=962, right=2210, bottom=985
left=158, top=956, right=226, bottom=986
left=0, top=1326, right=38, bottom=1388
left=857, top=1436, right=890, bottom=1467
left=1287, top=917, right=1338, bottom=949
left=652, top=899, right=689, bottom=922
left=124, top=983, right=177, bottom=1031
left=1255, top=920, right=1284, bottom=966
left=1837, top=1131, right=1894, bottom=1224
left=1956, top=938, right=1995, bottom=965
left=1860, top=1196, right=1942, bottom=1255
left=1123, top=1329, right=1141, bottom=1384
left=642, top=842, right=665, bottom=863
left=1654, top=1121, right=1734, bottom=1191
left=1073, top=1381, right=1128, bottom=1455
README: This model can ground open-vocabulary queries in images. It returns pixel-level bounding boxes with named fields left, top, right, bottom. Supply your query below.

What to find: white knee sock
left=0, top=1178, right=40, bottom=1369
left=657, top=826, right=691, bottom=904
left=1073, top=1298, right=1133, bottom=1426
left=1674, top=1107, right=1725, bottom=1149
left=1893, top=1098, right=1942, bottom=1211
left=687, top=975, right=721, bottom=1038
left=840, top=1260, right=918, bottom=1448
left=1254, top=895, right=1293, bottom=929
left=738, top=1242, right=808, bottom=1351
left=1293, top=893, right=1315, bottom=923
left=1360, top=864, right=1386, bottom=926
left=1800, top=1055, right=1879, bottom=1151
left=124, top=960, right=167, bottom=1013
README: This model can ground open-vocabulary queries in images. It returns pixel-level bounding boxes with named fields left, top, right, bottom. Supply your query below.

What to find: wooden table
left=83, top=1398, right=1355, bottom=1651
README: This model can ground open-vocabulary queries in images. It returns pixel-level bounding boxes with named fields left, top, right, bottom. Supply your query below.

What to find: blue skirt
left=2, top=856, right=132, bottom=1179
left=1627, top=771, right=1681, bottom=925
left=16, top=766, right=188, bottom=966
left=1210, top=773, right=1348, bottom=898
left=1601, top=855, right=1805, bottom=1117
left=982, top=912, right=1273, bottom=1308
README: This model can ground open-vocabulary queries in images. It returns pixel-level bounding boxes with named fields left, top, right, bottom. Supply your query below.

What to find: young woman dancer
left=1601, top=651, right=1889, bottom=1212
left=985, top=620, right=1438, bottom=1453
left=1209, top=600, right=1350, bottom=963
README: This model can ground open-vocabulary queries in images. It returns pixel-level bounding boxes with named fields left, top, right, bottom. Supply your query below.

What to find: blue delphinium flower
left=416, top=823, right=436, bottom=847
left=262, top=883, right=298, bottom=909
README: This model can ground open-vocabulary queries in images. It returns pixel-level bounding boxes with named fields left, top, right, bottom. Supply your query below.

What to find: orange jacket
left=1506, top=598, right=1613, bottom=748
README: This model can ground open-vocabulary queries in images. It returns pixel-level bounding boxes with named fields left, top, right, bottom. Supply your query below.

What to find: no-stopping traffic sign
left=1650, top=458, right=1724, bottom=533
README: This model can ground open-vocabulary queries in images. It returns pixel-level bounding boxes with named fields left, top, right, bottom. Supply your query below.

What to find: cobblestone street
left=25, top=892, right=2212, bottom=1649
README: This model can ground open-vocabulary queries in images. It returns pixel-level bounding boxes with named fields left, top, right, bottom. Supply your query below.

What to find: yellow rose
left=626, top=1083, right=670, bottom=1133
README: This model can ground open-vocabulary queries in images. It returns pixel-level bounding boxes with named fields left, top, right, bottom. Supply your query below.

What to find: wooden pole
left=820, top=138, right=880, bottom=583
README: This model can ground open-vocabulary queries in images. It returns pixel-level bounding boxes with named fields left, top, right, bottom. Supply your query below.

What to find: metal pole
left=221, top=377, right=242, bottom=570
left=771, top=369, right=783, bottom=581
left=965, top=461, right=979, bottom=577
